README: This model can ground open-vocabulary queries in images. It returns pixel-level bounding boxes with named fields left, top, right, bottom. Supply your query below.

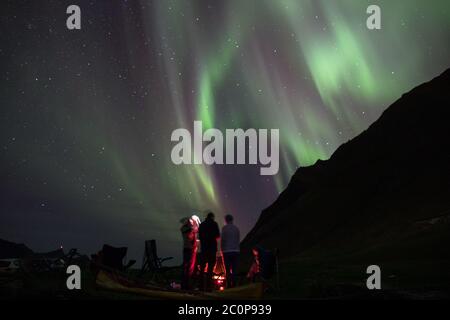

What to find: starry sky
left=1, top=0, right=449, bottom=263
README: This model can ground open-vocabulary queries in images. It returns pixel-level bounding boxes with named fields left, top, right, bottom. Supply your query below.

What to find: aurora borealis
left=1, top=0, right=450, bottom=262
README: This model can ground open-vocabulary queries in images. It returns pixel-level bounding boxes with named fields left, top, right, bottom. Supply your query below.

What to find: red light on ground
left=219, top=286, right=224, bottom=291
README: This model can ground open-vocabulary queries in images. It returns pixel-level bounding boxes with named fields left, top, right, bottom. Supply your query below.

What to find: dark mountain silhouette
left=0, top=239, right=75, bottom=260
left=0, top=238, right=34, bottom=259
left=242, top=69, right=450, bottom=263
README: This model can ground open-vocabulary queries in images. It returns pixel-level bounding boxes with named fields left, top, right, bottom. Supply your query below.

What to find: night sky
left=1, top=0, right=449, bottom=263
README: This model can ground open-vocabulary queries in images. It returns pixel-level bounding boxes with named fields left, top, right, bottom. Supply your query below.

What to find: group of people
left=180, top=212, right=240, bottom=291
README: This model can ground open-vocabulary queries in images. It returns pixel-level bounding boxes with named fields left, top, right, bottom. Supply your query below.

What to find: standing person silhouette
left=180, top=215, right=200, bottom=290
left=221, top=214, right=240, bottom=288
left=198, top=212, right=220, bottom=291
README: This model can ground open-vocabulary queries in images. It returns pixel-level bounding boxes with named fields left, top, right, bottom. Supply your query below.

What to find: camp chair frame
left=98, top=244, right=136, bottom=272
left=140, top=240, right=174, bottom=283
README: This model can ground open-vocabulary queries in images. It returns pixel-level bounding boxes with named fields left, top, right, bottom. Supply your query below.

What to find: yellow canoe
left=96, top=270, right=264, bottom=300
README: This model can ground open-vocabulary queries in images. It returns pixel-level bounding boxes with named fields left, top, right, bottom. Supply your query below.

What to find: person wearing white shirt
left=221, top=214, right=240, bottom=288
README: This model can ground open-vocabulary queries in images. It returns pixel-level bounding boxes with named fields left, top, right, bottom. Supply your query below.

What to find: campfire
left=198, top=252, right=227, bottom=291
left=212, top=253, right=226, bottom=291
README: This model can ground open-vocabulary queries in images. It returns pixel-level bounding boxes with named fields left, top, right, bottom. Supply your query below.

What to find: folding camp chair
left=140, top=240, right=174, bottom=283
left=100, top=244, right=136, bottom=272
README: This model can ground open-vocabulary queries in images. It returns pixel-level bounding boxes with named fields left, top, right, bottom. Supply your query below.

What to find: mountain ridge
left=242, top=68, right=450, bottom=260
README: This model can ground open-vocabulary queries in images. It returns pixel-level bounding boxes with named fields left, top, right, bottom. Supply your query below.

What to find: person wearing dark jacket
left=198, top=212, right=220, bottom=291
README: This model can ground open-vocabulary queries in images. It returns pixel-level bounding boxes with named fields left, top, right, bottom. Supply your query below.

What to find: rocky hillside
left=242, top=69, right=450, bottom=261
